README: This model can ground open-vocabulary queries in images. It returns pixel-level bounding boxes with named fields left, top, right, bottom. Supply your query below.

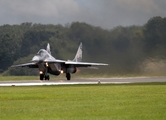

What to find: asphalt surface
left=0, top=77, right=166, bottom=86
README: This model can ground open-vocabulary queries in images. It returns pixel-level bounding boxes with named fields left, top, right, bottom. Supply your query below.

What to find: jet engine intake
left=66, top=67, right=77, bottom=73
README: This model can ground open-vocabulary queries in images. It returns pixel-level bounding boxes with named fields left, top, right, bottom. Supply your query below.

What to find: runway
left=0, top=77, right=166, bottom=86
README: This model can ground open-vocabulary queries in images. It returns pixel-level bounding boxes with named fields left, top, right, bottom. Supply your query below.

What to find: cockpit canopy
left=37, top=49, right=45, bottom=56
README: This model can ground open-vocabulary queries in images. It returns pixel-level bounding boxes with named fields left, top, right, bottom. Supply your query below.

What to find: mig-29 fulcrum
left=11, top=43, right=108, bottom=80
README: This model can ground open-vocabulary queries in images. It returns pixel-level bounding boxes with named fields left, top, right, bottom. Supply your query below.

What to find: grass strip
left=0, top=83, right=166, bottom=120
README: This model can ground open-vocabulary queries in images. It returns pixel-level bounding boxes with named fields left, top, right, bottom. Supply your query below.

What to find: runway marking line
left=0, top=82, right=131, bottom=87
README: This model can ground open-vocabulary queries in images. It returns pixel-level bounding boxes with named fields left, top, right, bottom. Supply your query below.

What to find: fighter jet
left=11, top=43, right=108, bottom=80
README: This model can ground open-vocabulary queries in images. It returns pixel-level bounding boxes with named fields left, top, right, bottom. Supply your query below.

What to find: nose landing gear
left=45, top=75, right=50, bottom=80
left=40, top=72, right=50, bottom=80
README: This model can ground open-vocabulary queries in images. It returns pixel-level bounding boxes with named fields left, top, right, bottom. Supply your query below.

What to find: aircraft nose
left=32, top=56, right=39, bottom=62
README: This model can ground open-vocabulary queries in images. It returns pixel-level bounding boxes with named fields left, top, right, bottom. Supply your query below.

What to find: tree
left=144, top=16, right=166, bottom=58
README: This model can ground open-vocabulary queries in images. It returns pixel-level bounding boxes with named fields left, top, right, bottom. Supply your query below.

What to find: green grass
left=0, top=76, right=39, bottom=81
left=1, top=73, right=165, bottom=81
left=0, top=83, right=166, bottom=120
left=0, top=74, right=116, bottom=81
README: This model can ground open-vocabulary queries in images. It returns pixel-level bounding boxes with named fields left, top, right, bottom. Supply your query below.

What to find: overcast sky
left=0, top=0, right=166, bottom=29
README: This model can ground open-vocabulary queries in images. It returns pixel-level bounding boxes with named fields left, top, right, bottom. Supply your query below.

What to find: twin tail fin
left=73, top=43, right=82, bottom=62
left=46, top=43, right=51, bottom=54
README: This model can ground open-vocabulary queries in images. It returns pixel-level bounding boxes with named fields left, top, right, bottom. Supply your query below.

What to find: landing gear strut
left=40, top=74, right=50, bottom=80
left=66, top=73, right=71, bottom=80
left=45, top=75, right=50, bottom=80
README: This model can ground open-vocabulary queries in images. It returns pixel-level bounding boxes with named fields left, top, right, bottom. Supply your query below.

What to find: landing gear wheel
left=47, top=75, right=50, bottom=80
left=40, top=74, right=44, bottom=80
left=66, top=73, right=71, bottom=80
left=45, top=75, right=50, bottom=80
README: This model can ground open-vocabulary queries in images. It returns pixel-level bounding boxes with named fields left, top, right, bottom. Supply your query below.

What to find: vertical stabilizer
left=73, top=43, right=82, bottom=62
left=46, top=43, right=51, bottom=54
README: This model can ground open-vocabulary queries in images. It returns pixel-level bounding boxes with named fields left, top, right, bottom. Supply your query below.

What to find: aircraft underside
left=39, top=71, right=71, bottom=81
left=38, top=64, right=76, bottom=80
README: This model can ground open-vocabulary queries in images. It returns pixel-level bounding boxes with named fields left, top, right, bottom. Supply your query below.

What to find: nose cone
left=32, top=56, right=39, bottom=62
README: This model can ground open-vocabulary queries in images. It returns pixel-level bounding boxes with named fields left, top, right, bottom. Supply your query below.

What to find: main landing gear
left=40, top=74, right=50, bottom=80
left=66, top=73, right=71, bottom=80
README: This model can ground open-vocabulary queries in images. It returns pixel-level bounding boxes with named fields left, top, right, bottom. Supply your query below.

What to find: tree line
left=0, top=16, right=166, bottom=75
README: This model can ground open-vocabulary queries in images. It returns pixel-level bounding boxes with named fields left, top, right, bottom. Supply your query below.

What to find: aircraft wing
left=65, top=61, right=108, bottom=67
left=11, top=62, right=38, bottom=68
left=11, top=59, right=66, bottom=68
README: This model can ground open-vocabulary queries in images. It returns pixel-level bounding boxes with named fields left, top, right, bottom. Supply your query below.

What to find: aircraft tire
left=40, top=74, right=44, bottom=80
left=45, top=75, right=50, bottom=80
left=47, top=75, right=50, bottom=80
left=66, top=73, right=71, bottom=80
